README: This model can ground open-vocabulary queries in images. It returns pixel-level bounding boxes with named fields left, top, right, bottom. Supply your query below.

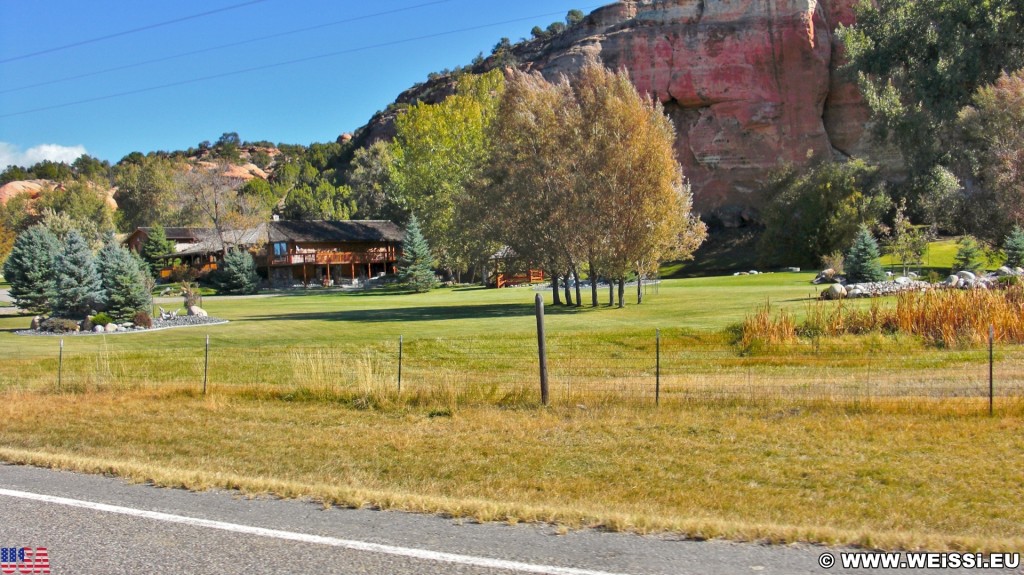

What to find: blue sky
left=0, top=0, right=601, bottom=167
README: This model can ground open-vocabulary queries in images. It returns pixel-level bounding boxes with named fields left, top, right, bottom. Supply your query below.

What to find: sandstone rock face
left=520, top=0, right=877, bottom=224
left=359, top=1, right=883, bottom=225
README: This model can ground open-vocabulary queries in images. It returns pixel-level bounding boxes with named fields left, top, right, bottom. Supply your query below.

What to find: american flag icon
left=0, top=547, right=50, bottom=574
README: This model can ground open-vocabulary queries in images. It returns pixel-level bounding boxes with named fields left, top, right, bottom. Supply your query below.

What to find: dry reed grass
left=743, top=286, right=1024, bottom=348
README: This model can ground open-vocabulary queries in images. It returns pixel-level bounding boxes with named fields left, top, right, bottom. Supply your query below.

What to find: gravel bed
left=15, top=315, right=228, bottom=336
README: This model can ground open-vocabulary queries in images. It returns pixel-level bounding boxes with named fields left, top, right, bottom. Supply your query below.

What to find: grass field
left=2, top=273, right=1023, bottom=552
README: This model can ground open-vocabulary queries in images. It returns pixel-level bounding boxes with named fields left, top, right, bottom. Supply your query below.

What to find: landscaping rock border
left=15, top=315, right=228, bottom=336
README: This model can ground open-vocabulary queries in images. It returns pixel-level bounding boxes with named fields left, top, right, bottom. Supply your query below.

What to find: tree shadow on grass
left=247, top=302, right=584, bottom=324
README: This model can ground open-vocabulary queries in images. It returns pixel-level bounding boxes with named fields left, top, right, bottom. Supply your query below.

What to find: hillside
left=352, top=0, right=897, bottom=228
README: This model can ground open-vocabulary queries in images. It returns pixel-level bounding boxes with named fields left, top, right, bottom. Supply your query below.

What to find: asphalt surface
left=1, top=465, right=1020, bottom=575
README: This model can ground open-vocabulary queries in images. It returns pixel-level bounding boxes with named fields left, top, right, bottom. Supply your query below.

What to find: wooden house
left=489, top=246, right=545, bottom=288
left=265, top=220, right=404, bottom=287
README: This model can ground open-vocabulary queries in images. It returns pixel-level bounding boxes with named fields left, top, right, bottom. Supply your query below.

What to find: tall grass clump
left=799, top=298, right=896, bottom=338
left=894, top=286, right=1024, bottom=346
left=739, top=302, right=796, bottom=349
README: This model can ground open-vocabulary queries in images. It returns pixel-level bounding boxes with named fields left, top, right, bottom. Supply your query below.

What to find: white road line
left=0, top=488, right=633, bottom=575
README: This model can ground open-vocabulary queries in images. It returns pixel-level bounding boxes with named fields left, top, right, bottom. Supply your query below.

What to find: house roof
left=173, top=224, right=269, bottom=257
left=268, top=220, right=404, bottom=243
left=169, top=220, right=404, bottom=258
left=134, top=227, right=213, bottom=241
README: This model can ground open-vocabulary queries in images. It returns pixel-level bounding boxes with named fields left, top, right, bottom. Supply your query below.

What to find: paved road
left=0, top=465, right=1019, bottom=575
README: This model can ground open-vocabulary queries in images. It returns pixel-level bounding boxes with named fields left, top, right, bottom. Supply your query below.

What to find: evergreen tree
left=140, top=224, right=175, bottom=277
left=97, top=241, right=152, bottom=322
left=952, top=235, right=986, bottom=274
left=214, top=248, right=260, bottom=294
left=3, top=225, right=61, bottom=314
left=845, top=226, right=885, bottom=283
left=398, top=215, right=435, bottom=293
left=1004, top=226, right=1024, bottom=269
left=51, top=231, right=103, bottom=319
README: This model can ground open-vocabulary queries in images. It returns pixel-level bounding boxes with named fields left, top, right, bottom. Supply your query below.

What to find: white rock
left=823, top=284, right=847, bottom=300
left=93, top=325, right=104, bottom=333
left=847, top=288, right=865, bottom=298
left=31, top=316, right=43, bottom=330
left=957, top=271, right=976, bottom=281
left=104, top=324, right=119, bottom=332
left=998, top=266, right=1014, bottom=276
left=188, top=305, right=208, bottom=317
left=894, top=276, right=912, bottom=285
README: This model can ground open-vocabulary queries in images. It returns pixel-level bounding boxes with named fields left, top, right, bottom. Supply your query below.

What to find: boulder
left=30, top=316, right=42, bottom=330
left=1016, top=267, right=1024, bottom=276
left=93, top=325, right=104, bottom=333
left=846, top=288, right=865, bottom=298
left=188, top=306, right=208, bottom=317
left=822, top=284, right=847, bottom=300
left=894, top=276, right=912, bottom=285
left=104, top=324, right=119, bottom=333
left=957, top=271, right=977, bottom=281
left=945, top=275, right=961, bottom=288
left=998, top=266, right=1014, bottom=277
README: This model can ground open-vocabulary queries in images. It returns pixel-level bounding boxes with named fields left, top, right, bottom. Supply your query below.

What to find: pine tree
left=51, top=231, right=103, bottom=319
left=97, top=241, right=152, bottom=322
left=214, top=248, right=260, bottom=294
left=952, top=235, right=986, bottom=274
left=845, top=226, right=885, bottom=283
left=1004, top=226, right=1024, bottom=269
left=3, top=225, right=61, bottom=314
left=140, top=224, right=175, bottom=277
left=398, top=215, right=435, bottom=293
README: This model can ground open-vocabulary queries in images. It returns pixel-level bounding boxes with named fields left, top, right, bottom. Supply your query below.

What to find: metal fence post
left=398, top=335, right=403, bottom=395
left=535, top=294, right=549, bottom=406
left=203, top=334, right=209, bottom=395
left=655, top=329, right=661, bottom=406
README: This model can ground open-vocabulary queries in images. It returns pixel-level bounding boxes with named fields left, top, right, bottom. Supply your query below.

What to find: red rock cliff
left=521, top=0, right=872, bottom=225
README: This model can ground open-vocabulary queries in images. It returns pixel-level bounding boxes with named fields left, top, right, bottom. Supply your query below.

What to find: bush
left=39, top=317, right=81, bottom=333
left=90, top=312, right=113, bottom=326
left=133, top=310, right=153, bottom=329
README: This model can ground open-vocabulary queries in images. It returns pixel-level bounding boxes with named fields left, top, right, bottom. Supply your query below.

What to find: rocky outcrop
left=362, top=0, right=883, bottom=226
left=0, top=178, right=118, bottom=210
left=521, top=0, right=877, bottom=225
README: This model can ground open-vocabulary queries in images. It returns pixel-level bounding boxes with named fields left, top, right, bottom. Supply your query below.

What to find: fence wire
left=5, top=333, right=1023, bottom=410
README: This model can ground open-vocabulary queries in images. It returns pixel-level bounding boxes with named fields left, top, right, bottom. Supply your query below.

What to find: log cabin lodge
left=128, top=220, right=404, bottom=287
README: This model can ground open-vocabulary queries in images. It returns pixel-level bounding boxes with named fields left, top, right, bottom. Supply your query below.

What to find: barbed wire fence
left=9, top=326, right=1024, bottom=414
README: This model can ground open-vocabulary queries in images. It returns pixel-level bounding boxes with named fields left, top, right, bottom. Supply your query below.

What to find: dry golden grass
left=742, top=286, right=1024, bottom=348
left=1, top=387, right=1022, bottom=552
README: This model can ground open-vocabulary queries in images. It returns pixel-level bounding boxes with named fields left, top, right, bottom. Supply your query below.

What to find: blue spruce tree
left=51, top=231, right=103, bottom=319
left=845, top=225, right=885, bottom=283
left=398, top=215, right=435, bottom=293
left=3, top=225, right=61, bottom=314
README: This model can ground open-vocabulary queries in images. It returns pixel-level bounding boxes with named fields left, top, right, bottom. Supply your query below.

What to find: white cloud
left=0, top=142, right=88, bottom=169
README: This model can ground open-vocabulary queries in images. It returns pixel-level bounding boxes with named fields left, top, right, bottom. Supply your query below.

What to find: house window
left=273, top=242, right=288, bottom=257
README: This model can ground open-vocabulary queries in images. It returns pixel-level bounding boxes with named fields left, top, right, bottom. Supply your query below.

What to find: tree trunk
left=608, top=280, right=614, bottom=307
left=589, top=259, right=599, bottom=307
left=572, top=266, right=582, bottom=308
left=637, top=273, right=643, bottom=305
left=617, top=277, right=625, bottom=308
left=552, top=273, right=562, bottom=306
left=563, top=270, right=573, bottom=306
